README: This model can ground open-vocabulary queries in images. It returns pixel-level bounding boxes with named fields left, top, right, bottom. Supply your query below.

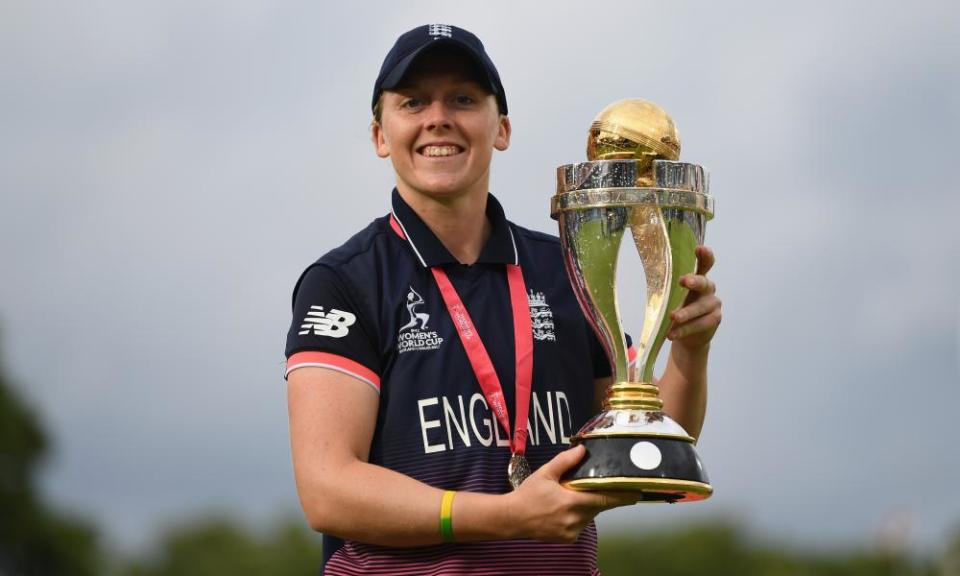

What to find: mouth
left=418, top=144, right=463, bottom=158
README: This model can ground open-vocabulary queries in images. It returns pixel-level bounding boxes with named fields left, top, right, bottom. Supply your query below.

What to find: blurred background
left=2, top=1, right=958, bottom=574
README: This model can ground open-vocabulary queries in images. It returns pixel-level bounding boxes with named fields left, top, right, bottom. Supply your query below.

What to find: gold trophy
left=551, top=99, right=713, bottom=502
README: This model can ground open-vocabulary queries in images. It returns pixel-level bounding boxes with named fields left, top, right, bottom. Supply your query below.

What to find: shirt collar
left=390, top=188, right=519, bottom=268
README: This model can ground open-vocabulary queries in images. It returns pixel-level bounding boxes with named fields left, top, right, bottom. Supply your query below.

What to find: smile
left=419, top=145, right=463, bottom=157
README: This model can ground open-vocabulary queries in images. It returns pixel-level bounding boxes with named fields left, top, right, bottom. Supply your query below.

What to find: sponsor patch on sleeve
left=299, top=306, right=356, bottom=338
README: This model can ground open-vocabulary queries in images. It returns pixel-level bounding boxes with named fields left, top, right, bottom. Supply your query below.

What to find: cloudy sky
left=2, top=0, right=958, bottom=557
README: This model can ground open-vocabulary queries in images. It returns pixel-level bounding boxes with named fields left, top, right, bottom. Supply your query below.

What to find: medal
left=433, top=264, right=534, bottom=491
left=508, top=453, right=531, bottom=490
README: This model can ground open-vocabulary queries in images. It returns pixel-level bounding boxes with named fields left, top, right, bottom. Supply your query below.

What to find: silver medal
left=507, top=453, right=531, bottom=490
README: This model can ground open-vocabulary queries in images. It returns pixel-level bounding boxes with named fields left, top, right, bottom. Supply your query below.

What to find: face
left=372, top=51, right=511, bottom=205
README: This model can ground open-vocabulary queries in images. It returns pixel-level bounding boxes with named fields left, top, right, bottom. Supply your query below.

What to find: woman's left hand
left=667, top=245, right=722, bottom=351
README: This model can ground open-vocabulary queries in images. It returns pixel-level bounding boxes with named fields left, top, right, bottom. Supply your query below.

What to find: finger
left=669, top=308, right=722, bottom=340
left=564, top=489, right=622, bottom=511
left=680, top=274, right=716, bottom=295
left=537, top=444, right=586, bottom=480
left=597, top=490, right=643, bottom=509
left=573, top=490, right=642, bottom=512
left=671, top=294, right=721, bottom=324
left=695, top=246, right=715, bottom=276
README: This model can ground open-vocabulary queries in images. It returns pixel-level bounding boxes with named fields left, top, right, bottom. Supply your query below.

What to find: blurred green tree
left=0, top=337, right=101, bottom=575
left=119, top=517, right=322, bottom=576
left=941, top=526, right=960, bottom=576
left=598, top=521, right=935, bottom=576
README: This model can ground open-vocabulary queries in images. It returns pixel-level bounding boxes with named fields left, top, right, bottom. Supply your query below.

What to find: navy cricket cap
left=372, top=24, right=508, bottom=115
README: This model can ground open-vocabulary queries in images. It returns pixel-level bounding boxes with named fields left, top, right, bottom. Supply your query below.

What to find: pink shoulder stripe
left=389, top=213, right=406, bottom=239
left=285, top=351, right=381, bottom=393
left=628, top=344, right=638, bottom=365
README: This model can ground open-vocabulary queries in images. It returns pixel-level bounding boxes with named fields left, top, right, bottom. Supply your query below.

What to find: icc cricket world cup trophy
left=552, top=99, right=715, bottom=503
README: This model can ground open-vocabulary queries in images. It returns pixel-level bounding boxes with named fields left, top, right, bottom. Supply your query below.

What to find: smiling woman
left=283, top=23, right=721, bottom=576
left=373, top=49, right=510, bottom=240
left=372, top=49, right=511, bottom=265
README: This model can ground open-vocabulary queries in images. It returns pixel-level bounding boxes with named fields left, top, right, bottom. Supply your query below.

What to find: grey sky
left=1, top=0, right=958, bottom=556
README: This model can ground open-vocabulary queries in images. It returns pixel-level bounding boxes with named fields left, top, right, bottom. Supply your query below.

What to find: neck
left=398, top=188, right=490, bottom=265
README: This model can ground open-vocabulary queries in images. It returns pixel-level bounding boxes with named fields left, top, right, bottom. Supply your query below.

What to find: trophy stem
left=605, top=381, right=663, bottom=412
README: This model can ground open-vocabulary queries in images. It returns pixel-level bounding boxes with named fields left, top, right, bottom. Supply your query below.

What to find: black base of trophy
left=561, top=436, right=712, bottom=502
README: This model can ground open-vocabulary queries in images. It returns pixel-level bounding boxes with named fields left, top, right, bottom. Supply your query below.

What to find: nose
left=423, top=100, right=452, bottom=130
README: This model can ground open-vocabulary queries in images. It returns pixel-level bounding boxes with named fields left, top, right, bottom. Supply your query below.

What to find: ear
left=372, top=121, right=391, bottom=158
left=494, top=115, right=511, bottom=151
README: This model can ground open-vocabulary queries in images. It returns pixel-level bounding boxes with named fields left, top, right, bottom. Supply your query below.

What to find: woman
left=285, top=24, right=721, bottom=575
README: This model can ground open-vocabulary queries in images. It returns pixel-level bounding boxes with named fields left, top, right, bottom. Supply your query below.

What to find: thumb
left=537, top=444, right=586, bottom=480
left=695, top=245, right=715, bottom=275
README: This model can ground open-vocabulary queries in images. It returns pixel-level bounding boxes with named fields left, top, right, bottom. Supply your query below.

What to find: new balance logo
left=428, top=24, right=452, bottom=38
left=299, top=306, right=356, bottom=338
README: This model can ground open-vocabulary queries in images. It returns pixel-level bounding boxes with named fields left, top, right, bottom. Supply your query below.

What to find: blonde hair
left=372, top=95, right=384, bottom=125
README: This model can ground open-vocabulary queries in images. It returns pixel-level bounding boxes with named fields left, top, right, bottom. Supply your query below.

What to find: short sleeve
left=284, top=264, right=381, bottom=393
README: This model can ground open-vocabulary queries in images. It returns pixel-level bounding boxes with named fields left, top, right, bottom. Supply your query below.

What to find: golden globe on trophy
left=551, top=99, right=714, bottom=502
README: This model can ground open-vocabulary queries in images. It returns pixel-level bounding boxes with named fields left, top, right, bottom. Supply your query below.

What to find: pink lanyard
left=430, top=265, right=533, bottom=462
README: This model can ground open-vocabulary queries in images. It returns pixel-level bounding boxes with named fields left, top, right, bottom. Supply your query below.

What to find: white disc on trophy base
left=629, top=441, right=662, bottom=471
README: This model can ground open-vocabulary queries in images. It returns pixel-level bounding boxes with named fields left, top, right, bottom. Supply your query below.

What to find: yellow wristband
left=439, top=490, right=456, bottom=542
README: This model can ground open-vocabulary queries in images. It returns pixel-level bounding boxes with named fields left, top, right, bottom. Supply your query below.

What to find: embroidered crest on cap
left=299, top=306, right=356, bottom=338
left=428, top=24, right=452, bottom=38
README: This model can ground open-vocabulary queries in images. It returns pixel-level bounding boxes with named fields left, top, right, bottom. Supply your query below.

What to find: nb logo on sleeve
left=299, top=306, right=356, bottom=338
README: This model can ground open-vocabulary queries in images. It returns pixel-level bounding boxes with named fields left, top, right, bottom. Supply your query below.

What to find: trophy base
left=560, top=410, right=712, bottom=503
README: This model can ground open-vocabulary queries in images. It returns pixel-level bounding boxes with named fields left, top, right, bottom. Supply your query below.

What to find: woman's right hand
left=504, top=444, right=641, bottom=543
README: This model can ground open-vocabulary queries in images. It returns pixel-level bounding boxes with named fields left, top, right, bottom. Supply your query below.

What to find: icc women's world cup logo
left=398, top=286, right=444, bottom=354
left=400, top=287, right=430, bottom=331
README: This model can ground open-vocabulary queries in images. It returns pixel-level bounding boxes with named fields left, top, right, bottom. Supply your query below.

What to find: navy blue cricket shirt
left=285, top=189, right=611, bottom=575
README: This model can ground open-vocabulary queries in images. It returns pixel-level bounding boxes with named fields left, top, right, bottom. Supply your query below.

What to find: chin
left=416, top=180, right=475, bottom=198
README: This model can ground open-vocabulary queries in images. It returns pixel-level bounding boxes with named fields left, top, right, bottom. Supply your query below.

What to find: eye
left=453, top=94, right=476, bottom=106
left=400, top=98, right=426, bottom=111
